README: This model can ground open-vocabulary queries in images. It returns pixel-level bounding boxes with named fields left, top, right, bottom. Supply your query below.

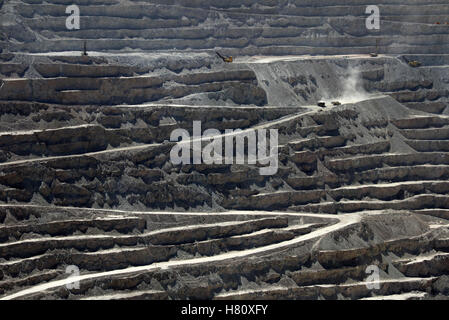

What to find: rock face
left=1, top=0, right=449, bottom=301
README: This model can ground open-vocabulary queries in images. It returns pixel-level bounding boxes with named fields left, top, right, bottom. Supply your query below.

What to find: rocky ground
left=1, top=0, right=449, bottom=300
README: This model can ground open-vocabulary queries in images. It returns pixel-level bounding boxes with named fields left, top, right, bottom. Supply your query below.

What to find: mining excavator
left=403, top=56, right=421, bottom=67
left=216, top=51, right=233, bottom=63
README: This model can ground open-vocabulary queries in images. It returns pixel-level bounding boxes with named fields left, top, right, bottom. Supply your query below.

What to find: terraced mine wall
left=2, top=0, right=449, bottom=54
left=1, top=52, right=449, bottom=300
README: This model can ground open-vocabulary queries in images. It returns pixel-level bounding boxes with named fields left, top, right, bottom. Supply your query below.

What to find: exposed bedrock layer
left=2, top=0, right=449, bottom=54
left=1, top=53, right=448, bottom=109
left=1, top=0, right=449, bottom=300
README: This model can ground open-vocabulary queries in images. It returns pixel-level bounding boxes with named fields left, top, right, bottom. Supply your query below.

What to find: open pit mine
left=1, top=0, right=449, bottom=301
